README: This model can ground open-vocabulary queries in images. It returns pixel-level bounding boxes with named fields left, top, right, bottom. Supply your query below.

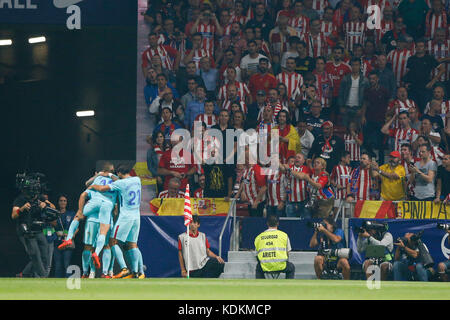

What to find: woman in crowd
left=53, top=194, right=76, bottom=278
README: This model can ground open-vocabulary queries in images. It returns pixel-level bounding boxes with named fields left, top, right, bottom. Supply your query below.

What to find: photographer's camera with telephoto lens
left=397, top=230, right=434, bottom=269
left=437, top=223, right=450, bottom=231
left=353, top=220, right=387, bottom=234
left=307, top=221, right=327, bottom=231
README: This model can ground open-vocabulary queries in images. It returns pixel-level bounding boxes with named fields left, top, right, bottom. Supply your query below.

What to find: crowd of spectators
left=143, top=0, right=450, bottom=217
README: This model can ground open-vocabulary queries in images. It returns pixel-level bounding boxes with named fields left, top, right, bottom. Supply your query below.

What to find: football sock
left=111, top=245, right=127, bottom=270
left=95, top=234, right=106, bottom=256
left=102, top=248, right=111, bottom=275
left=67, top=219, right=79, bottom=241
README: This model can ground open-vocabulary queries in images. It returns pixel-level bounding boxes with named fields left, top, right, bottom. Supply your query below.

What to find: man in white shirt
left=338, top=58, right=369, bottom=127
left=296, top=119, right=315, bottom=158
left=240, top=40, right=271, bottom=82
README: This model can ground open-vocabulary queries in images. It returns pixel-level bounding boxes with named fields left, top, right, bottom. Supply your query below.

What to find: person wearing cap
left=371, top=151, right=407, bottom=201
left=310, top=120, right=345, bottom=173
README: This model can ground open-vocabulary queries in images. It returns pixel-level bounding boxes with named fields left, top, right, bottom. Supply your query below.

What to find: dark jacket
left=375, top=67, right=397, bottom=99
left=338, top=73, right=369, bottom=108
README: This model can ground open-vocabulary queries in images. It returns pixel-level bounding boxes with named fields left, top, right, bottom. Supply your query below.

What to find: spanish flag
left=150, top=198, right=231, bottom=216
left=354, top=201, right=397, bottom=219
left=275, top=124, right=301, bottom=160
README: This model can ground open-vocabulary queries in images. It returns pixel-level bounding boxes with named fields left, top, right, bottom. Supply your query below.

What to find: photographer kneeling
left=356, top=221, right=394, bottom=280
left=393, top=232, right=430, bottom=282
left=309, top=217, right=351, bottom=280
left=12, top=176, right=59, bottom=278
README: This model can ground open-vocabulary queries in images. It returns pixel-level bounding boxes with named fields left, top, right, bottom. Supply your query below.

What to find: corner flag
left=184, top=184, right=192, bottom=226
left=184, top=184, right=192, bottom=278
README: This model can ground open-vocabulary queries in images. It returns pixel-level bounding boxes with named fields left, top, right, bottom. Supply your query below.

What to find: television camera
left=15, top=172, right=60, bottom=236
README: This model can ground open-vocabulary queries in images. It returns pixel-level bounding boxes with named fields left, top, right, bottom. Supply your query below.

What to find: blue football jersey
left=90, top=176, right=117, bottom=203
left=109, top=177, right=141, bottom=220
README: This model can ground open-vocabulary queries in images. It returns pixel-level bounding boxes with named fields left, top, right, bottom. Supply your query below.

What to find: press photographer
left=356, top=221, right=394, bottom=280
left=11, top=173, right=60, bottom=278
left=309, top=217, right=351, bottom=280
left=437, top=223, right=450, bottom=282
left=393, top=231, right=434, bottom=282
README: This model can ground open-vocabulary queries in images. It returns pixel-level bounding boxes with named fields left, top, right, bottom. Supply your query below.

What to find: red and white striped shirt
left=387, top=48, right=413, bottom=86
left=431, top=146, right=445, bottom=166
left=245, top=7, right=254, bottom=23
left=309, top=172, right=335, bottom=200
left=142, top=45, right=177, bottom=70
left=223, top=24, right=232, bottom=37
left=343, top=21, right=366, bottom=53
left=289, top=15, right=310, bottom=36
left=303, top=32, right=329, bottom=58
left=387, top=98, right=418, bottom=129
left=230, top=14, right=247, bottom=25
left=331, top=164, right=352, bottom=200
left=193, top=188, right=204, bottom=198
left=424, top=99, right=450, bottom=116
left=257, top=104, right=286, bottom=122
left=426, top=40, right=450, bottom=82
left=184, top=48, right=213, bottom=69
left=388, top=99, right=419, bottom=129
left=344, top=133, right=363, bottom=161
left=195, top=23, right=217, bottom=54
left=313, top=70, right=333, bottom=108
left=320, top=20, right=337, bottom=38
left=260, top=41, right=272, bottom=59
left=287, top=165, right=311, bottom=202
left=276, top=72, right=304, bottom=99
left=158, top=190, right=185, bottom=198
left=388, top=127, right=419, bottom=152
left=349, top=167, right=373, bottom=200
left=312, top=0, right=329, bottom=17
left=194, top=114, right=218, bottom=128
left=425, top=11, right=447, bottom=40
left=265, top=169, right=287, bottom=207
left=242, top=164, right=267, bottom=205
left=218, top=81, right=250, bottom=101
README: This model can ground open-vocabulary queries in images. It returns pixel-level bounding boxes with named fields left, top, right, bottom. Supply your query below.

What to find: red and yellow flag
left=354, top=200, right=397, bottom=219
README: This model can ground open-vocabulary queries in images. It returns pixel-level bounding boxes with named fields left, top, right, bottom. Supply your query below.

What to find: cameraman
left=309, top=217, right=351, bottom=280
left=393, top=233, right=429, bottom=281
left=12, top=192, right=50, bottom=278
left=356, top=222, right=394, bottom=280
left=437, top=228, right=450, bottom=282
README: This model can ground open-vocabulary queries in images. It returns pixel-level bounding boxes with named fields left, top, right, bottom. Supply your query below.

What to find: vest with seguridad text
left=254, top=229, right=289, bottom=272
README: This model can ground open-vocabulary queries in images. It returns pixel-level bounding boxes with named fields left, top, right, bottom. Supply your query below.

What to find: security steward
left=254, top=214, right=295, bottom=279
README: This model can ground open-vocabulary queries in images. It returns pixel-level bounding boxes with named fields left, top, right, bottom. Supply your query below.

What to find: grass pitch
left=0, top=278, right=448, bottom=300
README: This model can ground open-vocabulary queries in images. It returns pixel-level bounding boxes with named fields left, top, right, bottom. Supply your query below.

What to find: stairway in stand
left=220, top=251, right=317, bottom=279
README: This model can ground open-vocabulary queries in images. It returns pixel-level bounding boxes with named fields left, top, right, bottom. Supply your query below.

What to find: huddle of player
left=58, top=162, right=145, bottom=279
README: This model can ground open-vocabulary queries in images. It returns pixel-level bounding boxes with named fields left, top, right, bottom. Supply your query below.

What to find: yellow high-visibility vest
left=254, top=229, right=289, bottom=272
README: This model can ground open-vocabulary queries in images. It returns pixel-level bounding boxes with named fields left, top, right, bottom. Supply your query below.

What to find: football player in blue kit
left=58, top=162, right=117, bottom=277
left=89, top=163, right=145, bottom=279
